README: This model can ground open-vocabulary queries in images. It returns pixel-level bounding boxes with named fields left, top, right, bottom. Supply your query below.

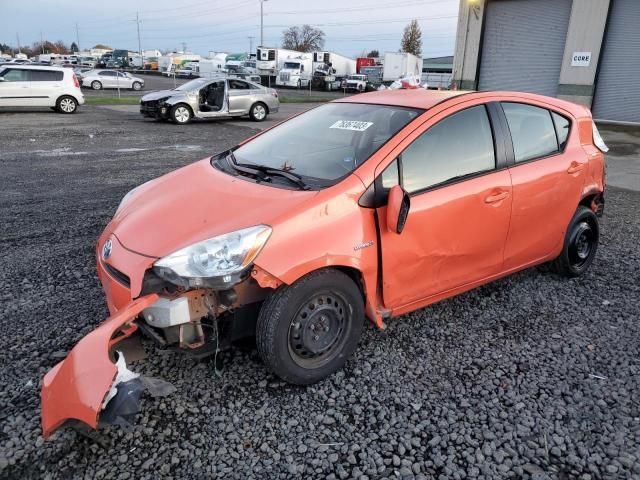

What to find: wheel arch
left=253, top=260, right=382, bottom=329
left=252, top=100, right=269, bottom=114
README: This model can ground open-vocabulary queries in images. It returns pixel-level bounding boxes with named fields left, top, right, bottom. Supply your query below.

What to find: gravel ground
left=0, top=106, right=639, bottom=479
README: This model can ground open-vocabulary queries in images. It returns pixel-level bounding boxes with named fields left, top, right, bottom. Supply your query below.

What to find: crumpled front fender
left=41, top=294, right=158, bottom=439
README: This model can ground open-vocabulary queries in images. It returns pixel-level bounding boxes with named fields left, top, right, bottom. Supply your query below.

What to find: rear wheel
left=256, top=269, right=364, bottom=385
left=91, top=80, right=102, bottom=90
left=552, top=206, right=599, bottom=277
left=170, top=104, right=192, bottom=124
left=56, top=96, right=78, bottom=114
left=132, top=81, right=142, bottom=91
left=249, top=102, right=267, bottom=122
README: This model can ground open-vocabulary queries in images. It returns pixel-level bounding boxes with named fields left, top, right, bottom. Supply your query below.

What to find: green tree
left=282, top=25, right=325, bottom=52
left=366, top=49, right=379, bottom=58
left=400, top=19, right=422, bottom=56
left=70, top=42, right=79, bottom=52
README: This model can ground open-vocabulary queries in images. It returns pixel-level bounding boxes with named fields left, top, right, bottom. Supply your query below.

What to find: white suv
left=0, top=65, right=84, bottom=113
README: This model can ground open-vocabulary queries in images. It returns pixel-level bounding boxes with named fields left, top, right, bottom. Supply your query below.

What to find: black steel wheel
left=552, top=206, right=599, bottom=277
left=288, top=291, right=349, bottom=369
left=256, top=269, right=364, bottom=385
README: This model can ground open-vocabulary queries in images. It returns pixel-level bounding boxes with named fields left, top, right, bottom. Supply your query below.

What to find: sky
left=0, top=0, right=459, bottom=59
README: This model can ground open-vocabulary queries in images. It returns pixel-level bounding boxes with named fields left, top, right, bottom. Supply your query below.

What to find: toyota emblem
left=102, top=239, right=113, bottom=260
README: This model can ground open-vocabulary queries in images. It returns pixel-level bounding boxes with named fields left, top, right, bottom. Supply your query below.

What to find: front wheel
left=249, top=102, right=267, bottom=122
left=56, top=96, right=78, bottom=114
left=170, top=104, right=192, bottom=124
left=256, top=269, right=364, bottom=385
left=552, top=206, right=599, bottom=277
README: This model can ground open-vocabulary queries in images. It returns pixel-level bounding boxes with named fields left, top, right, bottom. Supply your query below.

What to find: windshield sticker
left=330, top=120, right=373, bottom=132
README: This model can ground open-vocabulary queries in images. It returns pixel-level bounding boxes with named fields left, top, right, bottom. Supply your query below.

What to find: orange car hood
left=111, top=158, right=316, bottom=258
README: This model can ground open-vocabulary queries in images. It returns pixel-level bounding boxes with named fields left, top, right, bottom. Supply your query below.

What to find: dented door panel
left=41, top=294, right=158, bottom=439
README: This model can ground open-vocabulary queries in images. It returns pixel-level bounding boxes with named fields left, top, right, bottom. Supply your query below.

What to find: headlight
left=153, top=225, right=272, bottom=288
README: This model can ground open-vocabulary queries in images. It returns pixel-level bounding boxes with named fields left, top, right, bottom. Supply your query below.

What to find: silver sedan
left=139, top=77, right=280, bottom=124
left=81, top=70, right=145, bottom=91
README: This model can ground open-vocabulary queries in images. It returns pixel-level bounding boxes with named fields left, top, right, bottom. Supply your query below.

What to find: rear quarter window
left=30, top=70, right=64, bottom=81
left=551, top=111, right=571, bottom=150
left=502, top=102, right=559, bottom=162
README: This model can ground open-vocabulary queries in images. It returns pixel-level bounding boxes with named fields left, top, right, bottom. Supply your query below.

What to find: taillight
left=271, top=89, right=278, bottom=98
left=72, top=73, right=79, bottom=88
left=592, top=122, right=609, bottom=153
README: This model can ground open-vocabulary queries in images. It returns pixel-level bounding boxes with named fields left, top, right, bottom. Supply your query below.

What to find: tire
left=297, top=79, right=301, bottom=89
left=91, top=80, right=102, bottom=90
left=552, top=206, right=599, bottom=277
left=132, top=81, right=142, bottom=91
left=170, top=104, right=192, bottom=124
left=256, top=269, right=364, bottom=385
left=249, top=102, right=268, bottom=122
left=56, top=96, right=78, bottom=114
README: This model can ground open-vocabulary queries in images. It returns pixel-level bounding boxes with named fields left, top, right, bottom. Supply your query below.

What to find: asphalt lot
left=0, top=105, right=639, bottom=479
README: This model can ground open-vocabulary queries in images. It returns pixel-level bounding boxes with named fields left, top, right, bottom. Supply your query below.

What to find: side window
left=0, top=69, right=28, bottom=81
left=30, top=70, right=63, bottom=81
left=401, top=105, right=495, bottom=194
left=229, top=80, right=249, bottom=90
left=99, top=71, right=115, bottom=77
left=551, top=111, right=570, bottom=150
left=502, top=102, right=558, bottom=162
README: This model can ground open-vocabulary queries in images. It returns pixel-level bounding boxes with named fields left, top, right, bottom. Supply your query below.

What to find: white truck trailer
left=275, top=54, right=313, bottom=88
left=382, top=52, right=422, bottom=82
left=256, top=47, right=306, bottom=77
left=312, top=51, right=356, bottom=77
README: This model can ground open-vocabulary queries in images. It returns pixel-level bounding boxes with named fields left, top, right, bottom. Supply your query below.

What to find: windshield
left=283, top=62, right=300, bottom=69
left=232, top=103, right=421, bottom=184
left=175, top=78, right=210, bottom=91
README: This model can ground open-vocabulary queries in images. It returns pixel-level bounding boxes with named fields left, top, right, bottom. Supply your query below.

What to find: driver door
left=376, top=104, right=513, bottom=311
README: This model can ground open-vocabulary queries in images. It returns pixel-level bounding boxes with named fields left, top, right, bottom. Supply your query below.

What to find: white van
left=0, top=65, right=84, bottom=113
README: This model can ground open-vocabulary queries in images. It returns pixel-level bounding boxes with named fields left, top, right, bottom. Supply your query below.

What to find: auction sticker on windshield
left=330, top=120, right=373, bottom=132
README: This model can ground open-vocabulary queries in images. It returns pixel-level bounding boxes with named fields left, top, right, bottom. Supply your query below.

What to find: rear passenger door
left=0, top=68, right=31, bottom=106
left=99, top=71, right=117, bottom=88
left=377, top=104, right=513, bottom=309
left=499, top=102, right=586, bottom=270
left=227, top=79, right=252, bottom=114
left=29, top=69, right=64, bottom=106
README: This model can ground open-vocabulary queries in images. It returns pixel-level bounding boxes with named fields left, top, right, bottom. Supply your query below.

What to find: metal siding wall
left=592, top=0, right=640, bottom=122
left=478, top=0, right=572, bottom=96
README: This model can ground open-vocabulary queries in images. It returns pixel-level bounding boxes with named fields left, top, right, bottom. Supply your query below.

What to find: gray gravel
left=1, top=106, right=639, bottom=479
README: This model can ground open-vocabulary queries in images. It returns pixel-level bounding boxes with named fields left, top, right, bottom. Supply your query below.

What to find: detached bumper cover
left=41, top=294, right=158, bottom=439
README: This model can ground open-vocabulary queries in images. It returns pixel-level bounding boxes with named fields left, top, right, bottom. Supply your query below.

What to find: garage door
left=478, top=0, right=572, bottom=96
left=592, top=0, right=640, bottom=123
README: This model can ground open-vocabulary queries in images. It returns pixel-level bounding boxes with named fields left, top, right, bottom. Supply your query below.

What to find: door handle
left=485, top=191, right=509, bottom=204
left=567, top=162, right=584, bottom=174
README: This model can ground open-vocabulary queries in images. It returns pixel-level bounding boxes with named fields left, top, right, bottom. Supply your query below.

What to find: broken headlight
left=153, top=225, right=272, bottom=288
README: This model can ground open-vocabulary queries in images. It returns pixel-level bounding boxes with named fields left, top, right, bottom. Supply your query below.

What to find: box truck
left=382, top=52, right=422, bottom=82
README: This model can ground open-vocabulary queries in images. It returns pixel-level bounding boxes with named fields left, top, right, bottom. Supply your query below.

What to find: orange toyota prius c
left=41, top=89, right=607, bottom=438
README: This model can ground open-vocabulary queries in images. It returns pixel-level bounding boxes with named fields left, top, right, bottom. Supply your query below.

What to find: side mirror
left=386, top=185, right=410, bottom=234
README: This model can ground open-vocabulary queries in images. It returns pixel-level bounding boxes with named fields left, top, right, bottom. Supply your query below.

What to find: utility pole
left=248, top=36, right=255, bottom=54
left=16, top=33, right=21, bottom=54
left=181, top=42, right=187, bottom=53
left=75, top=22, right=81, bottom=52
left=135, top=12, right=143, bottom=67
left=260, top=0, right=268, bottom=47
left=40, top=30, right=45, bottom=54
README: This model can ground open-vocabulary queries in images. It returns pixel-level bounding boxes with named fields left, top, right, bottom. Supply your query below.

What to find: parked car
left=41, top=90, right=607, bottom=439
left=225, top=65, right=262, bottom=84
left=139, top=77, right=279, bottom=124
left=0, top=65, right=84, bottom=113
left=81, top=70, right=144, bottom=91
left=72, top=67, right=93, bottom=81
left=342, top=73, right=368, bottom=92
left=176, top=66, right=199, bottom=78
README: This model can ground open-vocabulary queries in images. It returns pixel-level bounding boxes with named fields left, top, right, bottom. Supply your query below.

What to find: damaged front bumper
left=41, top=294, right=159, bottom=439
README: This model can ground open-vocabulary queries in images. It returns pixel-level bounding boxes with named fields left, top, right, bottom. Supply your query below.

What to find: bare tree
left=400, top=20, right=422, bottom=56
left=281, top=25, right=325, bottom=52
left=366, top=49, right=380, bottom=58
